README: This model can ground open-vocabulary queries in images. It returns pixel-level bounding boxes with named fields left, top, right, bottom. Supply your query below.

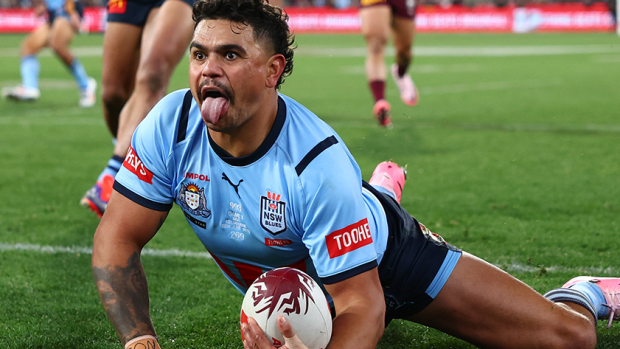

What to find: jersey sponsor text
left=265, top=238, right=293, bottom=246
left=124, top=146, right=154, bottom=184
left=185, top=172, right=210, bottom=181
left=325, top=218, right=372, bottom=258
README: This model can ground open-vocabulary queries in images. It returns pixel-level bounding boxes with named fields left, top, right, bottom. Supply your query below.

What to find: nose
left=201, top=56, right=223, bottom=78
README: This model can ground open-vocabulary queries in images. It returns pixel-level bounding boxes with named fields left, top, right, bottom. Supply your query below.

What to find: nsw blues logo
left=179, top=183, right=211, bottom=218
left=260, top=191, right=287, bottom=235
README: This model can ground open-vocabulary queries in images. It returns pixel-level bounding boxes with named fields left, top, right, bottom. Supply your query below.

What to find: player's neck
left=209, top=93, right=279, bottom=158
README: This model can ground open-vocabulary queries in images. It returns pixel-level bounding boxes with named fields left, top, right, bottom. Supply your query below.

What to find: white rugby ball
left=240, top=267, right=332, bottom=349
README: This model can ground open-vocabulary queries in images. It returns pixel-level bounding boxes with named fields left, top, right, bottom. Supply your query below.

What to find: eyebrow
left=189, top=42, right=247, bottom=56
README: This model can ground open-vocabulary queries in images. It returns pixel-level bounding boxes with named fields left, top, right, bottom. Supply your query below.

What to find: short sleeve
left=114, top=91, right=188, bottom=211
left=299, top=143, right=378, bottom=284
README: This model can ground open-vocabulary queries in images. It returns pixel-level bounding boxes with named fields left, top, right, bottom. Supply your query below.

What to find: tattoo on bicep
left=93, top=252, right=155, bottom=344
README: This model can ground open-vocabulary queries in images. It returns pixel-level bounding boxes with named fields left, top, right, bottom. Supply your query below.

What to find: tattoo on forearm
left=93, top=252, right=155, bottom=345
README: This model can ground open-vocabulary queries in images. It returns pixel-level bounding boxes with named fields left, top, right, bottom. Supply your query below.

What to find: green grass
left=1, top=32, right=620, bottom=348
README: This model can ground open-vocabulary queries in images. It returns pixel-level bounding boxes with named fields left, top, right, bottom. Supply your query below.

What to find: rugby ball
left=240, top=267, right=332, bottom=349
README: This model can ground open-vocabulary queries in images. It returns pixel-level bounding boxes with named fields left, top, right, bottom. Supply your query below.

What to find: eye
left=194, top=51, right=206, bottom=60
left=225, top=52, right=238, bottom=60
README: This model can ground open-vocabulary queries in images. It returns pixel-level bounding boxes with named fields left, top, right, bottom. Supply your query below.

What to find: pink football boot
left=391, top=63, right=419, bottom=107
left=563, top=276, right=620, bottom=328
left=369, top=161, right=407, bottom=203
left=373, top=99, right=392, bottom=128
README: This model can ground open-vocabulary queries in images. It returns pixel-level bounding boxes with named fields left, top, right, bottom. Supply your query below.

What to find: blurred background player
left=359, top=0, right=419, bottom=127
left=1, top=0, right=97, bottom=107
left=79, top=0, right=198, bottom=217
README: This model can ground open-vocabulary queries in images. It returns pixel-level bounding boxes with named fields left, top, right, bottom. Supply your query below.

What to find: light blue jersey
left=115, top=89, right=389, bottom=294
left=46, top=0, right=66, bottom=12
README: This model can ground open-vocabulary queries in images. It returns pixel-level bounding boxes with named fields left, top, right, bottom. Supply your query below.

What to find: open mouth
left=202, top=87, right=228, bottom=102
left=199, top=85, right=231, bottom=125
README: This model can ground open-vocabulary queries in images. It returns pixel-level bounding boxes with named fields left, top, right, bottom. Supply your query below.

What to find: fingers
left=277, top=316, right=307, bottom=349
left=277, top=315, right=295, bottom=339
left=242, top=317, right=274, bottom=349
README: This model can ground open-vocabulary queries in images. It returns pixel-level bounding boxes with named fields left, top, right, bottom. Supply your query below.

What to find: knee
left=20, top=41, right=35, bottom=56
left=48, top=38, right=65, bottom=56
left=101, top=83, right=131, bottom=112
left=364, top=34, right=388, bottom=57
left=134, top=58, right=173, bottom=97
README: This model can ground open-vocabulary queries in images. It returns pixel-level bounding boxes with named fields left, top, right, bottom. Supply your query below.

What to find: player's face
left=189, top=19, right=275, bottom=131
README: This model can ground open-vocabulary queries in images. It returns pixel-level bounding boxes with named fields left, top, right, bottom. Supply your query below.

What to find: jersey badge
left=260, top=191, right=287, bottom=235
left=179, top=183, right=211, bottom=218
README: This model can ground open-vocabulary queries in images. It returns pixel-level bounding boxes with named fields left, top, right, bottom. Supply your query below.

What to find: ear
left=265, top=54, right=286, bottom=89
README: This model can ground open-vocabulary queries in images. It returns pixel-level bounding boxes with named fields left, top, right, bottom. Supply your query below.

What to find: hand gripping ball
left=240, top=267, right=332, bottom=349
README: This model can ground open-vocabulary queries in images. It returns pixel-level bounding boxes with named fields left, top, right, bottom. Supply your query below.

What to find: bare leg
left=47, top=17, right=76, bottom=66
left=390, top=16, right=415, bottom=76
left=20, top=24, right=49, bottom=57
left=406, top=252, right=597, bottom=349
left=386, top=15, right=419, bottom=106
left=101, top=22, right=142, bottom=137
left=4, top=24, right=48, bottom=97
left=360, top=6, right=391, bottom=83
left=80, top=0, right=193, bottom=217
left=112, top=0, right=194, bottom=157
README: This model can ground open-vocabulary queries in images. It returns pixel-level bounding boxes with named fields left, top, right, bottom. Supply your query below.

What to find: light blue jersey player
left=93, top=2, right=617, bottom=348
left=115, top=90, right=391, bottom=294
left=1, top=0, right=96, bottom=107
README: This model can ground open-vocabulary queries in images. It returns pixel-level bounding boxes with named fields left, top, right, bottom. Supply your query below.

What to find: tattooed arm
left=92, top=190, right=169, bottom=346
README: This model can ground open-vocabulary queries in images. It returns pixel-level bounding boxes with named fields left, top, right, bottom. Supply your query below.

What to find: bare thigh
left=390, top=16, right=415, bottom=62
left=101, top=22, right=142, bottom=101
left=100, top=21, right=142, bottom=135
left=20, top=24, right=50, bottom=56
left=112, top=0, right=193, bottom=156
left=48, top=17, right=76, bottom=66
left=359, top=6, right=392, bottom=81
left=405, top=252, right=596, bottom=349
left=135, top=0, right=194, bottom=85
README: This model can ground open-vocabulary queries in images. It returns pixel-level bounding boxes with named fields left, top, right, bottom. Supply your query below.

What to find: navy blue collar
left=209, top=96, right=286, bottom=166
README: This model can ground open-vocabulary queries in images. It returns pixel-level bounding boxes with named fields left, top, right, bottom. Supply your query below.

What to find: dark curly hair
left=192, top=0, right=295, bottom=90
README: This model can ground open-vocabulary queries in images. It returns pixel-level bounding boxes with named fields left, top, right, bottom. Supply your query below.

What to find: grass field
left=1, top=31, right=620, bottom=348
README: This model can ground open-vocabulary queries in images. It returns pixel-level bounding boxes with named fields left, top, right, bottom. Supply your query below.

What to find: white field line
left=0, top=79, right=88, bottom=90
left=0, top=46, right=103, bottom=58
left=1, top=242, right=618, bottom=276
left=0, top=242, right=212, bottom=259
left=1, top=44, right=620, bottom=58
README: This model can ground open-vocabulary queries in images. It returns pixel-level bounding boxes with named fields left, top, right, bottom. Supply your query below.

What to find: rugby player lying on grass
left=92, top=1, right=619, bottom=348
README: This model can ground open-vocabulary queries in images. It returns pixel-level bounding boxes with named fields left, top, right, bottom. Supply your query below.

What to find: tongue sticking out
left=201, top=96, right=229, bottom=125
